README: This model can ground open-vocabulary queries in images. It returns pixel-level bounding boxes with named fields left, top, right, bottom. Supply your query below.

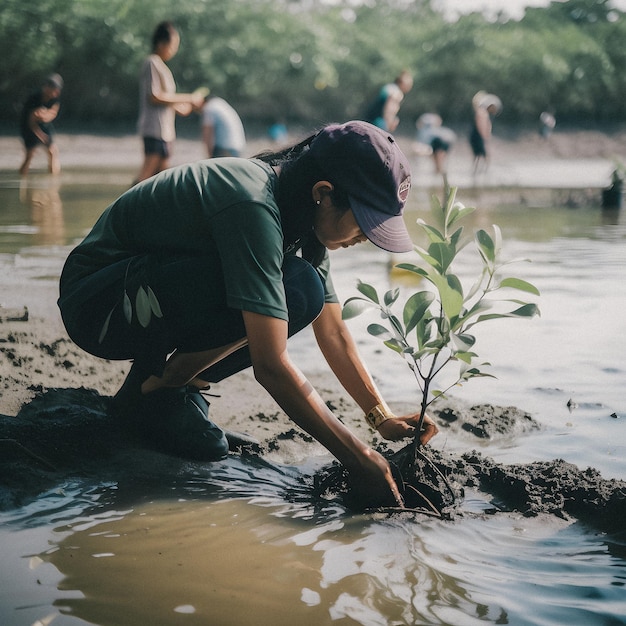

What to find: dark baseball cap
left=309, top=120, right=413, bottom=253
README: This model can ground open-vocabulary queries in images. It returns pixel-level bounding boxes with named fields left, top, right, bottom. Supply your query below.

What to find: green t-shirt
left=59, top=158, right=337, bottom=321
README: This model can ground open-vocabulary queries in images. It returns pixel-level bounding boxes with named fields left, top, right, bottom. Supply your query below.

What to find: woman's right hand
left=351, top=447, right=404, bottom=508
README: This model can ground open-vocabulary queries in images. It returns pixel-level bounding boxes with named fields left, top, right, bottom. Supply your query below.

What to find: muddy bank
left=1, top=382, right=624, bottom=534
left=1, top=312, right=624, bottom=533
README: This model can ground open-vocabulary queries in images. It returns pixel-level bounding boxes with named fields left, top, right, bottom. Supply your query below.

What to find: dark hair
left=254, top=131, right=351, bottom=266
left=151, top=21, right=177, bottom=51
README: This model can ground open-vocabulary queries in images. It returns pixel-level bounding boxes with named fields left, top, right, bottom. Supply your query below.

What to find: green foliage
left=2, top=0, right=626, bottom=125
left=342, top=186, right=540, bottom=438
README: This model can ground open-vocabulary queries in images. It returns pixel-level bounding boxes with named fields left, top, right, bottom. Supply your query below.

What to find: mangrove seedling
left=343, top=186, right=540, bottom=462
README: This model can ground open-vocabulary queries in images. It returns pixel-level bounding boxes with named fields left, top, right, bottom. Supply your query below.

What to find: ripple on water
left=2, top=475, right=625, bottom=626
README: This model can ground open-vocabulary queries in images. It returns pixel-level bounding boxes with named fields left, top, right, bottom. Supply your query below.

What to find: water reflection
left=19, top=178, right=66, bottom=246
left=11, top=482, right=623, bottom=626
left=1, top=171, right=625, bottom=626
left=0, top=169, right=127, bottom=255
left=601, top=206, right=621, bottom=226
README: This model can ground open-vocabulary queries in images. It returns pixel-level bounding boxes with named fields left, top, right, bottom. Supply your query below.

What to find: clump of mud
left=316, top=403, right=625, bottom=533
left=434, top=402, right=542, bottom=439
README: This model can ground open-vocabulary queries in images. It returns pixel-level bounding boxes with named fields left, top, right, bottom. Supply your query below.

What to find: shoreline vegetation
left=0, top=126, right=625, bottom=531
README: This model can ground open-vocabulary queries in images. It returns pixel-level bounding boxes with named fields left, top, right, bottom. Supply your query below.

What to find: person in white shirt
left=202, top=96, right=247, bottom=158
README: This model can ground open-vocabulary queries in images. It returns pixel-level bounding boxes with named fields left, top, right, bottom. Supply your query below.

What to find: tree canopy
left=2, top=0, right=625, bottom=129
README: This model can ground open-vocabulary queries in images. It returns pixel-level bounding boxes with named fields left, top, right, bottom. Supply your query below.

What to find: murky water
left=1, top=169, right=625, bottom=626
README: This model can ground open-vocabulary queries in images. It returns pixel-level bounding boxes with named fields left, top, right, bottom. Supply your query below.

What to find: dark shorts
left=143, top=137, right=172, bottom=158
left=21, top=127, right=53, bottom=150
left=470, top=128, right=486, bottom=157
left=431, top=137, right=451, bottom=153
left=59, top=254, right=325, bottom=381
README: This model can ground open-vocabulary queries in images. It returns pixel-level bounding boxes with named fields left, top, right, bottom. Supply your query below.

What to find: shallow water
left=1, top=169, right=625, bottom=626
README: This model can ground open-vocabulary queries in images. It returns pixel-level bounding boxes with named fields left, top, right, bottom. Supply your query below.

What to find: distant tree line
left=2, top=0, right=625, bottom=131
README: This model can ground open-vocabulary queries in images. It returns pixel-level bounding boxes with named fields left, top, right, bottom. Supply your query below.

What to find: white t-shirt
left=202, top=97, right=246, bottom=152
left=137, top=54, right=177, bottom=142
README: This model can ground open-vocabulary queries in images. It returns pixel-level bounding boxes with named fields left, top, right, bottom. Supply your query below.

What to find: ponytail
left=253, top=128, right=350, bottom=267
left=253, top=132, right=317, bottom=166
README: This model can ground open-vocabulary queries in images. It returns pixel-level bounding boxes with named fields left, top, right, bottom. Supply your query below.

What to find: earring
left=316, top=200, right=321, bottom=205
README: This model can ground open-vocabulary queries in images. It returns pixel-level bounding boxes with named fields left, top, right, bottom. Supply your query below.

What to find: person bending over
left=58, top=120, right=439, bottom=508
left=19, top=73, right=63, bottom=176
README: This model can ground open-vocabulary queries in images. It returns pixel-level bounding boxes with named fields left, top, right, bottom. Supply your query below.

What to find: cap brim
left=351, top=196, right=414, bottom=253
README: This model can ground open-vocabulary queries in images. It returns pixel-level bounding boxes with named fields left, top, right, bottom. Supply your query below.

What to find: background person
left=18, top=73, right=64, bottom=176
left=58, top=121, right=438, bottom=508
left=415, top=112, right=457, bottom=175
left=134, top=21, right=205, bottom=184
left=364, top=70, right=413, bottom=133
left=539, top=110, right=556, bottom=139
left=201, top=95, right=247, bottom=158
left=469, top=91, right=502, bottom=174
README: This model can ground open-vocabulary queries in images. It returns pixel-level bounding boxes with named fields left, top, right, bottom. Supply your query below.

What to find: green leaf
left=123, top=291, right=132, bottom=324
left=136, top=286, right=151, bottom=328
left=414, top=317, right=434, bottom=349
left=417, top=221, right=445, bottom=243
left=367, top=323, right=393, bottom=340
left=452, top=332, right=476, bottom=350
left=454, top=351, right=477, bottom=364
left=147, top=285, right=164, bottom=317
left=356, top=281, right=379, bottom=304
left=429, top=272, right=464, bottom=319
left=453, top=299, right=493, bottom=330
left=428, top=241, right=456, bottom=273
left=510, top=303, right=541, bottom=317
left=498, top=277, right=540, bottom=296
left=403, top=290, right=435, bottom=334
left=443, top=186, right=458, bottom=213
left=98, top=307, right=114, bottom=344
left=450, top=226, right=464, bottom=247
left=475, top=302, right=540, bottom=324
left=414, top=245, right=441, bottom=270
left=476, top=229, right=495, bottom=263
left=394, top=262, right=422, bottom=273
left=387, top=314, right=405, bottom=339
left=383, top=339, right=405, bottom=354
left=342, top=298, right=375, bottom=320
left=447, top=204, right=476, bottom=229
left=461, top=367, right=497, bottom=380
left=384, top=287, right=400, bottom=306
left=492, top=224, right=502, bottom=257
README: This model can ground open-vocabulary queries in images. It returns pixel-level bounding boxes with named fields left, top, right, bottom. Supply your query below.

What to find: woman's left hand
left=377, top=413, right=439, bottom=445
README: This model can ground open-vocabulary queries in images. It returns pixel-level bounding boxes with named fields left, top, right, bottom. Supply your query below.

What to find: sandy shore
left=1, top=126, right=625, bottom=528
left=2, top=123, right=626, bottom=188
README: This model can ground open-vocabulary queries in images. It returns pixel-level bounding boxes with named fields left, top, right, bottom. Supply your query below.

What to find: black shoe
left=113, top=367, right=228, bottom=461
left=137, top=386, right=229, bottom=461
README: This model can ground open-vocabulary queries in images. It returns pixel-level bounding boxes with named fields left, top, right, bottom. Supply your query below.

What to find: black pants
left=59, top=254, right=325, bottom=381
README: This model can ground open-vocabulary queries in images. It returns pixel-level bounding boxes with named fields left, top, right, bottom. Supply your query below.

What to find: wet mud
left=1, top=387, right=624, bottom=534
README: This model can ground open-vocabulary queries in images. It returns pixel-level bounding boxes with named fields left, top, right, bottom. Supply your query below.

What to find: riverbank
left=2, top=123, right=625, bottom=190
left=1, top=311, right=624, bottom=532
